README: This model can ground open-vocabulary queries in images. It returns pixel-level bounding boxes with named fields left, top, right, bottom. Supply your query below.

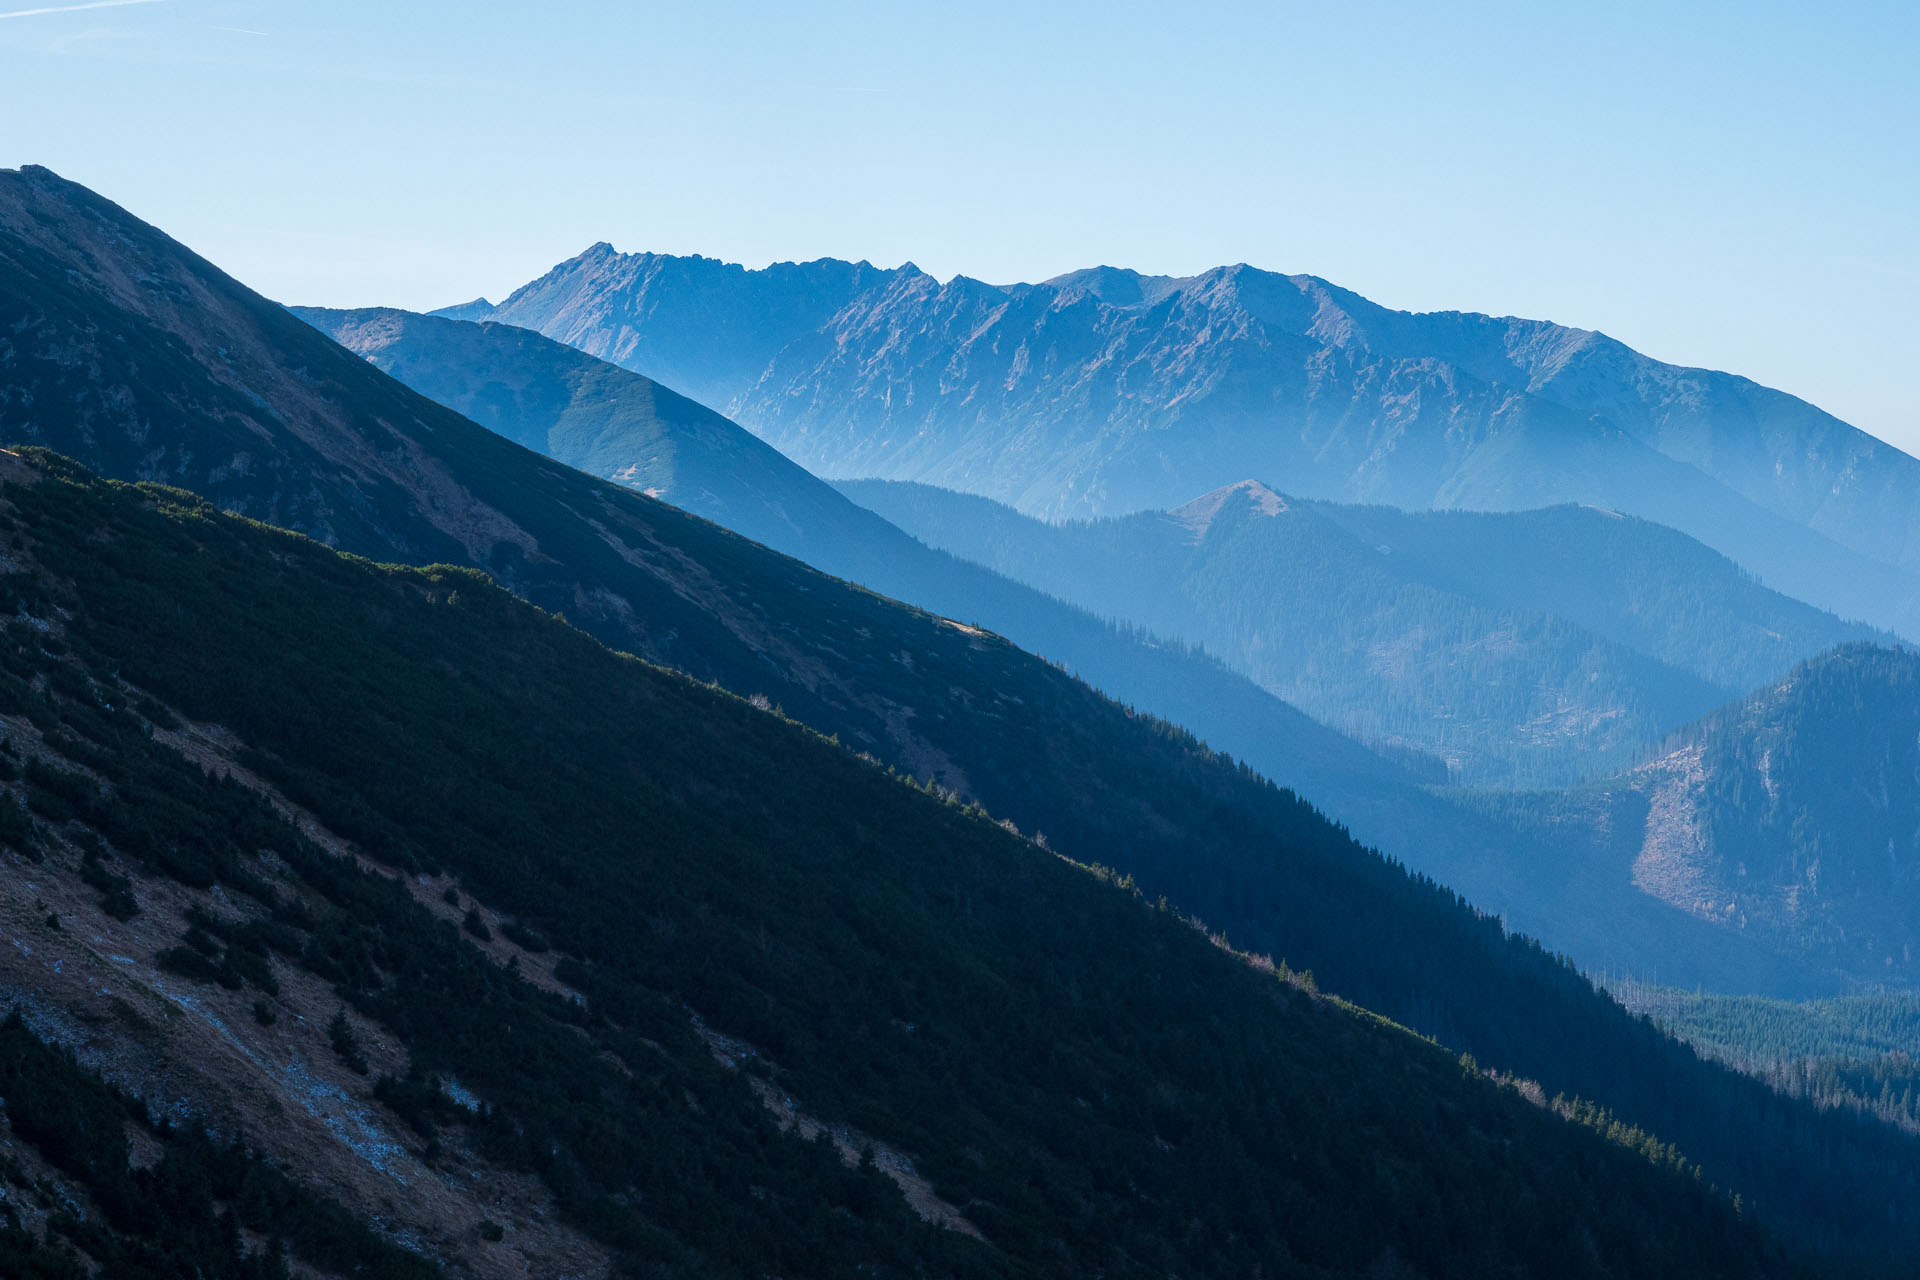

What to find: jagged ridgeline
left=0, top=451, right=1806, bottom=1277
left=482, top=245, right=1920, bottom=641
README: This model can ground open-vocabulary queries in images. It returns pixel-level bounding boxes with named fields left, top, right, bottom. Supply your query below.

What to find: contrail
left=0, top=0, right=163, bottom=19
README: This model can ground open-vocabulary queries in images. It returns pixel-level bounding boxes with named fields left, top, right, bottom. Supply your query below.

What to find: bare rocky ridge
left=1169, top=478, right=1287, bottom=541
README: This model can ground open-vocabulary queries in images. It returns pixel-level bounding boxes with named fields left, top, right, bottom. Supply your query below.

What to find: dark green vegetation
left=482, top=248, right=1920, bottom=639
left=0, top=452, right=1820, bottom=1277
left=0, top=1010, right=432, bottom=1280
left=7, top=166, right=1920, bottom=1266
left=1619, top=982, right=1920, bottom=1139
left=1618, top=985, right=1920, bottom=1068
left=841, top=480, right=1888, bottom=785
left=1495, top=645, right=1920, bottom=989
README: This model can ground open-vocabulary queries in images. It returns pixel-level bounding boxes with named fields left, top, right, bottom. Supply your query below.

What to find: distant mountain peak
left=1038, top=265, right=1185, bottom=307
left=1169, top=479, right=1288, bottom=540
left=428, top=296, right=496, bottom=322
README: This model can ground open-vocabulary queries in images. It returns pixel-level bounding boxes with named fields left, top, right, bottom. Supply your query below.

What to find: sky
left=5, top=0, right=1917, bottom=449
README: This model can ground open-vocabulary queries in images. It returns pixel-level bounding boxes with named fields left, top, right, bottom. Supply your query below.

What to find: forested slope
left=0, top=450, right=1818, bottom=1278
left=1494, top=646, right=1920, bottom=990
left=839, top=479, right=1888, bottom=785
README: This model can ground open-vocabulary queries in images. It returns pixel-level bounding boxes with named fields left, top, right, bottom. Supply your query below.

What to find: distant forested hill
left=839, top=478, right=1887, bottom=785
left=1490, top=645, right=1920, bottom=988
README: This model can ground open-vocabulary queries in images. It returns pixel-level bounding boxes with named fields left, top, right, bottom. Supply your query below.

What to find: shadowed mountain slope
left=300, top=304, right=897, bottom=564
left=0, top=447, right=1832, bottom=1278
left=6, top=165, right=1920, bottom=1263
left=482, top=249, right=1920, bottom=639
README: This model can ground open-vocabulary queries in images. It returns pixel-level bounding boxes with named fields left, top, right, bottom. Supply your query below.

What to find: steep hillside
left=296, top=305, right=895, bottom=565
left=0, top=449, right=1820, bottom=1278
left=294, top=306, right=1495, bottom=834
left=0, top=165, right=1402, bottom=838
left=840, top=479, right=1886, bottom=785
left=6, top=166, right=1919, bottom=1262
left=288, top=303, right=1832, bottom=989
left=484, top=249, right=1920, bottom=639
left=1490, top=646, right=1920, bottom=989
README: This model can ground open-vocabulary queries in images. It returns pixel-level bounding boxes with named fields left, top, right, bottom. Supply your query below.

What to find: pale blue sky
left=5, top=0, right=1916, bottom=448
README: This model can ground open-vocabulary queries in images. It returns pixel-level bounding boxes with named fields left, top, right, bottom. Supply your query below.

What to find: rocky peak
left=1169, top=479, right=1289, bottom=540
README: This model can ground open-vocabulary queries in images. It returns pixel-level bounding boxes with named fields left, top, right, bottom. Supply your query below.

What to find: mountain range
left=468, top=247, right=1920, bottom=640
left=292, top=300, right=1872, bottom=986
left=8, top=162, right=1920, bottom=1273
left=290, top=304, right=1475, bottom=831
left=838, top=478, right=1889, bottom=785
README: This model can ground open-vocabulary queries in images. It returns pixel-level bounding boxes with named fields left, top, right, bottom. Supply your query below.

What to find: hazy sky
left=6, top=0, right=1916, bottom=449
